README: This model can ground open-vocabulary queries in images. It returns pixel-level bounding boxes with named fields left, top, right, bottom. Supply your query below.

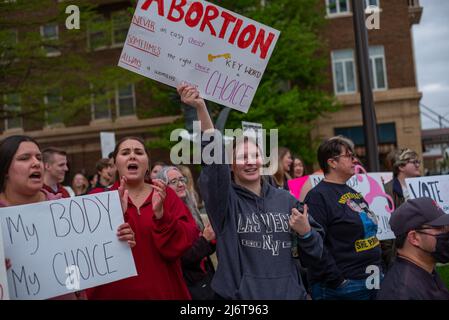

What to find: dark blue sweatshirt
left=304, top=180, right=382, bottom=288
left=198, top=138, right=324, bottom=300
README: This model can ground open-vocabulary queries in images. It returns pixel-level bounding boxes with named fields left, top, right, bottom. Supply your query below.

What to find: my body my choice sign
left=0, top=191, right=137, bottom=300
left=119, top=0, right=280, bottom=113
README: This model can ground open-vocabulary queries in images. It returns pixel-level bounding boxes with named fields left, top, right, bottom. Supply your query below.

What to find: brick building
left=1, top=0, right=425, bottom=181
left=0, top=0, right=178, bottom=183
left=312, top=0, right=423, bottom=169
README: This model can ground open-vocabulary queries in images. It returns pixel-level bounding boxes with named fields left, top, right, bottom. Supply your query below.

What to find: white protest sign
left=308, top=172, right=395, bottom=240
left=0, top=191, right=137, bottom=300
left=100, top=132, right=116, bottom=159
left=0, top=227, right=9, bottom=300
left=406, top=175, right=449, bottom=213
left=118, top=0, right=280, bottom=113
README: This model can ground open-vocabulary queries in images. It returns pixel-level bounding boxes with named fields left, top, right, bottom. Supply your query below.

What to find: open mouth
left=29, top=172, right=42, bottom=181
left=127, top=163, right=139, bottom=172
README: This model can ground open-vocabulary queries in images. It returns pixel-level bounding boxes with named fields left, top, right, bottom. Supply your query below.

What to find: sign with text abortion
left=118, top=0, right=280, bottom=113
left=0, top=191, right=137, bottom=300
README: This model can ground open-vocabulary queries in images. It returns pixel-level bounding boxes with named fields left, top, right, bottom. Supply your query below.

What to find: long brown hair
left=273, top=147, right=291, bottom=187
left=112, top=136, right=151, bottom=181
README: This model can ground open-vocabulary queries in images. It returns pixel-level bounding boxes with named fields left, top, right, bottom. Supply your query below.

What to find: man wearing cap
left=377, top=197, right=449, bottom=300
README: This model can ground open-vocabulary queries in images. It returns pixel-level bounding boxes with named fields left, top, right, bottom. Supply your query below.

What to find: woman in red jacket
left=87, top=136, right=199, bottom=299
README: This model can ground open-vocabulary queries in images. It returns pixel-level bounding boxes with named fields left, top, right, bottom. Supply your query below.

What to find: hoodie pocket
left=235, top=274, right=306, bottom=300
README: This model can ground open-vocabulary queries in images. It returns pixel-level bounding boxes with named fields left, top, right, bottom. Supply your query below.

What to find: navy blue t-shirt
left=305, top=180, right=382, bottom=288
left=377, top=256, right=449, bottom=300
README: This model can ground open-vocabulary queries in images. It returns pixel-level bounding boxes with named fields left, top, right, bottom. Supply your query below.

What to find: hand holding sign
left=151, top=179, right=167, bottom=219
left=178, top=84, right=206, bottom=110
left=117, top=223, right=136, bottom=248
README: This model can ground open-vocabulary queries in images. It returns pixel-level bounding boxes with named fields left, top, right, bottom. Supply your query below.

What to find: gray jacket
left=198, top=140, right=324, bottom=300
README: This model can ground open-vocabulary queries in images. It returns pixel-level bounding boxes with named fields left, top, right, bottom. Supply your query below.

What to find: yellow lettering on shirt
left=355, top=236, right=380, bottom=252
left=338, top=192, right=363, bottom=204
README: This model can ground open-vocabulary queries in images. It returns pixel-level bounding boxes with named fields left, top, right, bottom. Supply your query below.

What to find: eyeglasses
left=407, top=159, right=421, bottom=166
left=168, top=177, right=187, bottom=185
left=333, top=152, right=355, bottom=160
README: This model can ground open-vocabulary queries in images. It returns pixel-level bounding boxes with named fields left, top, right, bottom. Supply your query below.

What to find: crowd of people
left=1, top=85, right=448, bottom=300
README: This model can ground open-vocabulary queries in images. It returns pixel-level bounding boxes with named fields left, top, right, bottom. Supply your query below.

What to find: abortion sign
left=0, top=191, right=137, bottom=300
left=118, top=0, right=280, bottom=113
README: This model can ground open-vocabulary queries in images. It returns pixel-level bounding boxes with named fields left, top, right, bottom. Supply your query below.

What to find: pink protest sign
left=288, top=176, right=310, bottom=200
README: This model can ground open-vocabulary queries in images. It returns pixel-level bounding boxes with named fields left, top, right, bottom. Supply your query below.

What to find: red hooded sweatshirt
left=86, top=183, right=199, bottom=300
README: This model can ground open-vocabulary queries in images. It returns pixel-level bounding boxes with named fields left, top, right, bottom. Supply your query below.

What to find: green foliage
left=1, top=0, right=339, bottom=166
left=206, top=0, right=339, bottom=165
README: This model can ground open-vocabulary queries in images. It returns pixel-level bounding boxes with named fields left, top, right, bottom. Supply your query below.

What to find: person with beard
left=377, top=197, right=449, bottom=300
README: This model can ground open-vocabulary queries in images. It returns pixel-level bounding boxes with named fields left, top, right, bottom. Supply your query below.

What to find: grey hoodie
left=198, top=139, right=324, bottom=300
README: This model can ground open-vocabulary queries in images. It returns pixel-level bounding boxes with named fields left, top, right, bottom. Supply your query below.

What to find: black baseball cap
left=389, top=197, right=449, bottom=236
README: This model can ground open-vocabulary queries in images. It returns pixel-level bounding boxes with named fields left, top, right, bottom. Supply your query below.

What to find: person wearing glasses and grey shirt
left=304, top=136, right=382, bottom=300
left=157, top=166, right=217, bottom=300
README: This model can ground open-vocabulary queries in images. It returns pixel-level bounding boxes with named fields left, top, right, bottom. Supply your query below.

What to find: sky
left=412, top=0, right=449, bottom=129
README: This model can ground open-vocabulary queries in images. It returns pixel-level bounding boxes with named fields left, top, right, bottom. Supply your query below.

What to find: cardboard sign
left=100, top=132, right=116, bottom=159
left=296, top=170, right=395, bottom=240
left=0, top=191, right=137, bottom=300
left=118, top=0, right=280, bottom=113
left=406, top=175, right=449, bottom=213
left=0, top=227, right=9, bottom=300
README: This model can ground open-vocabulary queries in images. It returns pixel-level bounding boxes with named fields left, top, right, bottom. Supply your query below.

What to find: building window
left=40, top=24, right=60, bottom=57
left=45, top=89, right=63, bottom=126
left=88, top=11, right=130, bottom=50
left=326, top=0, right=350, bottom=15
left=335, top=123, right=397, bottom=146
left=332, top=49, right=356, bottom=94
left=88, top=15, right=110, bottom=50
left=116, top=84, right=135, bottom=117
left=365, top=0, right=379, bottom=8
left=3, top=93, right=22, bottom=130
left=369, top=46, right=387, bottom=90
left=0, top=29, right=18, bottom=62
left=91, top=86, right=111, bottom=120
left=111, top=11, right=129, bottom=46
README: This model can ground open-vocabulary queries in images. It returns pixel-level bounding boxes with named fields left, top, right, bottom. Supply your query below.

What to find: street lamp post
left=351, top=0, right=380, bottom=171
